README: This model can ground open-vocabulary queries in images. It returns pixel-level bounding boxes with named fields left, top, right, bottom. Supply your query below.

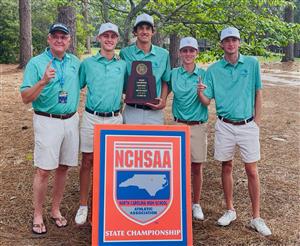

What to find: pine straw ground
left=0, top=62, right=299, bottom=246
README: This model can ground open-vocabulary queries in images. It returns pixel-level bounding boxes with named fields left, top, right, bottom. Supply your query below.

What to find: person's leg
left=76, top=152, right=93, bottom=225
left=123, top=105, right=144, bottom=124
left=79, top=152, right=93, bottom=206
left=33, top=168, right=50, bottom=233
left=75, top=120, right=94, bottom=225
left=244, top=162, right=260, bottom=218
left=190, top=123, right=207, bottom=204
left=245, top=162, right=271, bottom=236
left=50, top=164, right=69, bottom=227
left=191, top=162, right=204, bottom=220
left=217, top=160, right=237, bottom=226
left=214, top=120, right=237, bottom=225
left=237, top=121, right=261, bottom=218
left=221, top=160, right=234, bottom=211
left=123, top=105, right=164, bottom=125
left=191, top=162, right=203, bottom=204
left=144, top=109, right=164, bottom=124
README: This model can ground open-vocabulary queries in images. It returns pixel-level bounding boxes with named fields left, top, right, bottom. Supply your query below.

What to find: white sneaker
left=250, top=217, right=272, bottom=236
left=192, top=204, right=204, bottom=220
left=217, top=210, right=236, bottom=226
left=75, top=206, right=88, bottom=225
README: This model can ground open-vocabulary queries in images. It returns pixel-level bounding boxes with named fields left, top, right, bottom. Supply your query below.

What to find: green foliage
left=2, top=0, right=300, bottom=63
left=0, top=0, right=19, bottom=63
left=0, top=0, right=58, bottom=63
left=147, top=0, right=299, bottom=56
left=196, top=50, right=221, bottom=63
left=31, top=0, right=57, bottom=55
left=48, top=0, right=71, bottom=8
left=257, top=54, right=284, bottom=62
left=76, top=14, right=95, bottom=55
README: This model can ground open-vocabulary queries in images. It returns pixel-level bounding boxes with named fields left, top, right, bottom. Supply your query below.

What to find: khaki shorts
left=80, top=110, right=123, bottom=153
left=214, top=119, right=260, bottom=163
left=174, top=121, right=208, bottom=163
left=123, top=104, right=164, bottom=125
left=33, top=112, right=80, bottom=170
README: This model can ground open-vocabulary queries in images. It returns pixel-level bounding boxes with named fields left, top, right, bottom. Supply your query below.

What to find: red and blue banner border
left=92, top=125, right=192, bottom=246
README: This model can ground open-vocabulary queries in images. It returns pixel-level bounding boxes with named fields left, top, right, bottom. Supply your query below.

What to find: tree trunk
left=18, top=0, right=32, bottom=68
left=294, top=42, right=300, bottom=57
left=282, top=2, right=294, bottom=62
left=58, top=6, right=76, bottom=54
left=152, top=32, right=164, bottom=46
left=102, top=0, right=109, bottom=22
left=169, top=34, right=180, bottom=68
left=83, top=0, right=91, bottom=54
left=122, top=0, right=150, bottom=47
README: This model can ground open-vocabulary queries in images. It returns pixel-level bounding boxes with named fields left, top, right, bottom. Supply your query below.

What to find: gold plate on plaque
left=136, top=63, right=148, bottom=75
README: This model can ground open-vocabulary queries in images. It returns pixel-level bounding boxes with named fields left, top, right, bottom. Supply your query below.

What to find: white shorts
left=80, top=111, right=123, bottom=153
left=33, top=113, right=80, bottom=170
left=123, top=104, right=164, bottom=125
left=174, top=122, right=207, bottom=163
left=214, top=119, right=260, bottom=163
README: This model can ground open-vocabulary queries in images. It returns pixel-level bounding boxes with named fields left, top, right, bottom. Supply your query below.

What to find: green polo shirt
left=204, top=54, right=262, bottom=121
left=79, top=52, right=127, bottom=112
left=120, top=43, right=171, bottom=97
left=170, top=66, right=208, bottom=121
left=20, top=48, right=80, bottom=114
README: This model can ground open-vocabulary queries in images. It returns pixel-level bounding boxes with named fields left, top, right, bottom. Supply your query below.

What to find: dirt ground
left=0, top=61, right=299, bottom=246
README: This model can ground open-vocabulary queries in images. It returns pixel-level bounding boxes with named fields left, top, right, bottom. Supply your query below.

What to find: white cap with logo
left=179, top=37, right=198, bottom=50
left=134, top=13, right=154, bottom=27
left=98, top=22, right=119, bottom=36
left=220, top=27, right=240, bottom=41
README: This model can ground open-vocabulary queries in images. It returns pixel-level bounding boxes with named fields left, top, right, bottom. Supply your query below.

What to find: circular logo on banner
left=136, top=63, right=147, bottom=75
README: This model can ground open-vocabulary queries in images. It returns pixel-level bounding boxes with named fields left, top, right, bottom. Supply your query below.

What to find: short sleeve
left=203, top=69, right=214, bottom=99
left=79, top=62, right=87, bottom=89
left=20, top=60, right=39, bottom=92
left=119, top=49, right=125, bottom=60
left=255, top=59, right=262, bottom=91
left=168, top=69, right=175, bottom=91
left=162, top=53, right=171, bottom=82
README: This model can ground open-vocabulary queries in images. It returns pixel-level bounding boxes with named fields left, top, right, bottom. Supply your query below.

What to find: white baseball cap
left=98, top=22, right=119, bottom=36
left=179, top=37, right=198, bottom=50
left=220, top=27, right=240, bottom=41
left=134, top=13, right=154, bottom=27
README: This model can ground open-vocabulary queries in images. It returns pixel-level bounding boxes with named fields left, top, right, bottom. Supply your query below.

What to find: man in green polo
left=120, top=13, right=171, bottom=124
left=198, top=27, right=271, bottom=236
left=74, top=23, right=127, bottom=225
left=20, top=23, right=80, bottom=234
left=170, top=37, right=208, bottom=221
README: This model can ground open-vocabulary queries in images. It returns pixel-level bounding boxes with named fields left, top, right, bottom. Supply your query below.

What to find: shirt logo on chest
left=240, top=69, right=248, bottom=76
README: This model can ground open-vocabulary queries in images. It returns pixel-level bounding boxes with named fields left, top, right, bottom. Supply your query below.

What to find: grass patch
left=257, top=55, right=284, bottom=63
left=255, top=55, right=299, bottom=63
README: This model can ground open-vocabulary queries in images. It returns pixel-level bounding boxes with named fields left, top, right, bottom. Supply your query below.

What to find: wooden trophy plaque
left=125, top=61, right=158, bottom=105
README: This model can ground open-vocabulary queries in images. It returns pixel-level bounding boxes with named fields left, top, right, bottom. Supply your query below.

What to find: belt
left=85, top=107, right=120, bottom=117
left=127, top=103, right=152, bottom=110
left=174, top=117, right=204, bottom=125
left=34, top=111, right=76, bottom=120
left=218, top=116, right=254, bottom=125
